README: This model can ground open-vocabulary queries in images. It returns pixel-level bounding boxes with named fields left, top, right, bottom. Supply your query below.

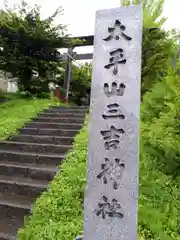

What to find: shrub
left=120, top=0, right=177, bottom=96
left=141, top=28, right=174, bottom=96
left=68, top=63, right=91, bottom=105
left=141, top=74, right=180, bottom=178
left=141, top=75, right=177, bottom=123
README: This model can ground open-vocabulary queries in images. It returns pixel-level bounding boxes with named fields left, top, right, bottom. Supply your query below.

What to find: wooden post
left=63, top=48, right=73, bottom=104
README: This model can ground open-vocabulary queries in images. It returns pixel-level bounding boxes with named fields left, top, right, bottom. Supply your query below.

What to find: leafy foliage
left=120, top=0, right=177, bottom=96
left=120, top=0, right=166, bottom=28
left=58, top=62, right=92, bottom=105
left=138, top=73, right=180, bottom=239
left=0, top=1, right=68, bottom=94
left=142, top=74, right=180, bottom=179
left=69, top=63, right=92, bottom=105
left=141, top=28, right=175, bottom=95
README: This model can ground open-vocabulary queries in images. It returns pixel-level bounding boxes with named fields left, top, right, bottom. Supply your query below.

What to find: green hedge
left=139, top=74, right=180, bottom=239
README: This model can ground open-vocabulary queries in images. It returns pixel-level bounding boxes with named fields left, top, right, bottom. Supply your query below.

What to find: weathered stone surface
left=83, top=5, right=142, bottom=240
left=11, top=134, right=74, bottom=145
left=33, top=117, right=84, bottom=124
left=25, top=122, right=83, bottom=130
left=20, top=127, right=79, bottom=137
left=0, top=141, right=71, bottom=154
left=0, top=176, right=47, bottom=200
left=0, top=205, right=30, bottom=237
left=0, top=162, right=58, bottom=181
left=0, top=150, right=64, bottom=166
left=38, top=112, right=86, bottom=118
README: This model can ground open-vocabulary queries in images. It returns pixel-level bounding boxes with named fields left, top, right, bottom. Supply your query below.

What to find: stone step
left=25, top=122, right=83, bottom=130
left=0, top=141, right=71, bottom=154
left=38, top=112, right=86, bottom=118
left=0, top=161, right=58, bottom=181
left=53, top=105, right=88, bottom=108
left=20, top=127, right=79, bottom=137
left=45, top=107, right=88, bottom=113
left=0, top=150, right=65, bottom=166
left=33, top=117, right=84, bottom=124
left=0, top=195, right=32, bottom=211
left=0, top=232, right=15, bottom=240
left=50, top=106, right=88, bottom=110
left=10, top=134, right=74, bottom=145
left=0, top=196, right=31, bottom=237
left=0, top=175, right=48, bottom=201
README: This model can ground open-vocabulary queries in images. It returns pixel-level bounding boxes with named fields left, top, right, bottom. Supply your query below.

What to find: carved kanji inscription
left=104, top=49, right=126, bottom=75
left=103, top=20, right=132, bottom=41
left=97, top=157, right=125, bottom=189
left=101, top=126, right=125, bottom=150
left=104, top=82, right=126, bottom=97
left=96, top=196, right=124, bottom=219
left=102, top=103, right=125, bottom=120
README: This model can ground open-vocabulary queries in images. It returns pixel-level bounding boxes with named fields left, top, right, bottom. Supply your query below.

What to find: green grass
left=0, top=97, right=62, bottom=140
left=0, top=89, right=20, bottom=100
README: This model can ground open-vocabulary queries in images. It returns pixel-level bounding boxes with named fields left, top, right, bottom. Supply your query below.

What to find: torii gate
left=61, top=35, right=94, bottom=103
left=0, top=35, right=94, bottom=101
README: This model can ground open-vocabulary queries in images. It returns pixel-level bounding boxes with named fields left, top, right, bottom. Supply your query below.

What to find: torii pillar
left=63, top=48, right=74, bottom=104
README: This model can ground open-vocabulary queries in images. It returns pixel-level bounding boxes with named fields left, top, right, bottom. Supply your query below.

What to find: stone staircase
left=0, top=106, right=88, bottom=240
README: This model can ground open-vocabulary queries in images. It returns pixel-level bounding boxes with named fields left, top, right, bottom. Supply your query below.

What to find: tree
left=69, top=63, right=92, bottom=105
left=120, top=0, right=177, bottom=96
left=120, top=0, right=166, bottom=28
left=141, top=28, right=175, bottom=95
left=0, top=1, right=68, bottom=95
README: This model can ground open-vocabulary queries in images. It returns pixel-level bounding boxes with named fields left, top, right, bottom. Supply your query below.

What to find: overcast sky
left=0, top=0, right=179, bottom=55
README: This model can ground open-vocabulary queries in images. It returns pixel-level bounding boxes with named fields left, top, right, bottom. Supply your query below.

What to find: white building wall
left=7, top=81, right=18, bottom=92
left=0, top=71, right=18, bottom=92
left=0, top=71, right=8, bottom=91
